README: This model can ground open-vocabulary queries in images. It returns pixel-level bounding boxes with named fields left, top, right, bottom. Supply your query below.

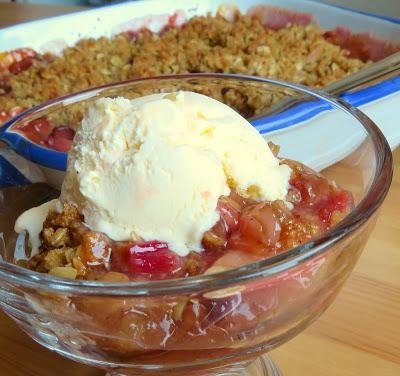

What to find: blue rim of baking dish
left=252, top=76, right=400, bottom=132
left=0, top=154, right=31, bottom=187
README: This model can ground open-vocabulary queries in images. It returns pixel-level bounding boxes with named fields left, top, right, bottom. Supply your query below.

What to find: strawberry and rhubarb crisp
left=15, top=92, right=353, bottom=281
left=13, top=91, right=355, bottom=360
left=22, top=159, right=353, bottom=281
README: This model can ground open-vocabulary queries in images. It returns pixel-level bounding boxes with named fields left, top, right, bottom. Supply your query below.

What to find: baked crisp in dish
left=0, top=11, right=367, bottom=119
left=1, top=6, right=399, bottom=151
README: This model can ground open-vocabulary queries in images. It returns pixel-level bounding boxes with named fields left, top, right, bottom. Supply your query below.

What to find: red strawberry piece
left=128, top=241, right=181, bottom=275
left=0, top=110, right=9, bottom=124
left=47, top=126, right=75, bottom=152
left=318, top=190, right=353, bottom=223
left=9, top=57, right=33, bottom=75
left=15, top=117, right=51, bottom=144
left=30, top=118, right=52, bottom=141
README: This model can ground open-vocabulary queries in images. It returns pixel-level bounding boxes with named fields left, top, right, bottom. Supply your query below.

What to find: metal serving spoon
left=251, top=51, right=400, bottom=123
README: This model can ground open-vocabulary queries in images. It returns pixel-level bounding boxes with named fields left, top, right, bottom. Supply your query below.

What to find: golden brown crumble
left=26, top=204, right=87, bottom=278
left=0, top=13, right=366, bottom=121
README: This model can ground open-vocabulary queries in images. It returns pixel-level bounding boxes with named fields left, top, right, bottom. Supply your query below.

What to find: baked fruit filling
left=23, top=158, right=353, bottom=281
left=13, top=91, right=357, bottom=358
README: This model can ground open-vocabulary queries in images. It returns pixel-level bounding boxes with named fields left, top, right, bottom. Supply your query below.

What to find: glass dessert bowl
left=0, top=74, right=393, bottom=376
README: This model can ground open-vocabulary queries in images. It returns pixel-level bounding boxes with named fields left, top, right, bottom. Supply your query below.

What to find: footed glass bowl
left=0, top=74, right=393, bottom=376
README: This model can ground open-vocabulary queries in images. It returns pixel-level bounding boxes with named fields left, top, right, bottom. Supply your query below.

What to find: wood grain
left=271, top=148, right=400, bottom=376
left=0, top=4, right=399, bottom=376
left=0, top=3, right=86, bottom=28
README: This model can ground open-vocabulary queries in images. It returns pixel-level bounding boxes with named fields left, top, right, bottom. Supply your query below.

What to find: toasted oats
left=43, top=248, right=67, bottom=270
left=50, top=228, right=69, bottom=247
left=49, top=266, right=77, bottom=279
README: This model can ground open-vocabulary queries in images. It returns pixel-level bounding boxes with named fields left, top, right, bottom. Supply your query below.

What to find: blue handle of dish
left=252, top=76, right=400, bottom=135
left=340, top=75, right=400, bottom=106
left=0, top=154, right=31, bottom=187
left=0, top=116, right=32, bottom=186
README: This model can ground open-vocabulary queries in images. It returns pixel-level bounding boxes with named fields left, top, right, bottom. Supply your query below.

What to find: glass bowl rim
left=0, top=73, right=393, bottom=296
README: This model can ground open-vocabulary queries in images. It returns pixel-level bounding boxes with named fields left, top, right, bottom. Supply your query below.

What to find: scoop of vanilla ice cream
left=60, top=91, right=291, bottom=256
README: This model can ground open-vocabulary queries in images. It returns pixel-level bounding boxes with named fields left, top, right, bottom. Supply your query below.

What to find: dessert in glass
left=0, top=75, right=393, bottom=376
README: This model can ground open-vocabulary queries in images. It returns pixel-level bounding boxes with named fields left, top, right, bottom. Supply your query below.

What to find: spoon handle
left=0, top=154, right=30, bottom=187
left=325, top=52, right=400, bottom=96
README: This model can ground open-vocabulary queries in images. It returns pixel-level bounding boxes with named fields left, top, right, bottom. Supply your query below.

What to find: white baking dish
left=1, top=0, right=400, bottom=52
left=0, top=0, right=399, bottom=186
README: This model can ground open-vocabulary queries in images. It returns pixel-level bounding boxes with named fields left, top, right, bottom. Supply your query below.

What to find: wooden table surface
left=0, top=4, right=399, bottom=376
